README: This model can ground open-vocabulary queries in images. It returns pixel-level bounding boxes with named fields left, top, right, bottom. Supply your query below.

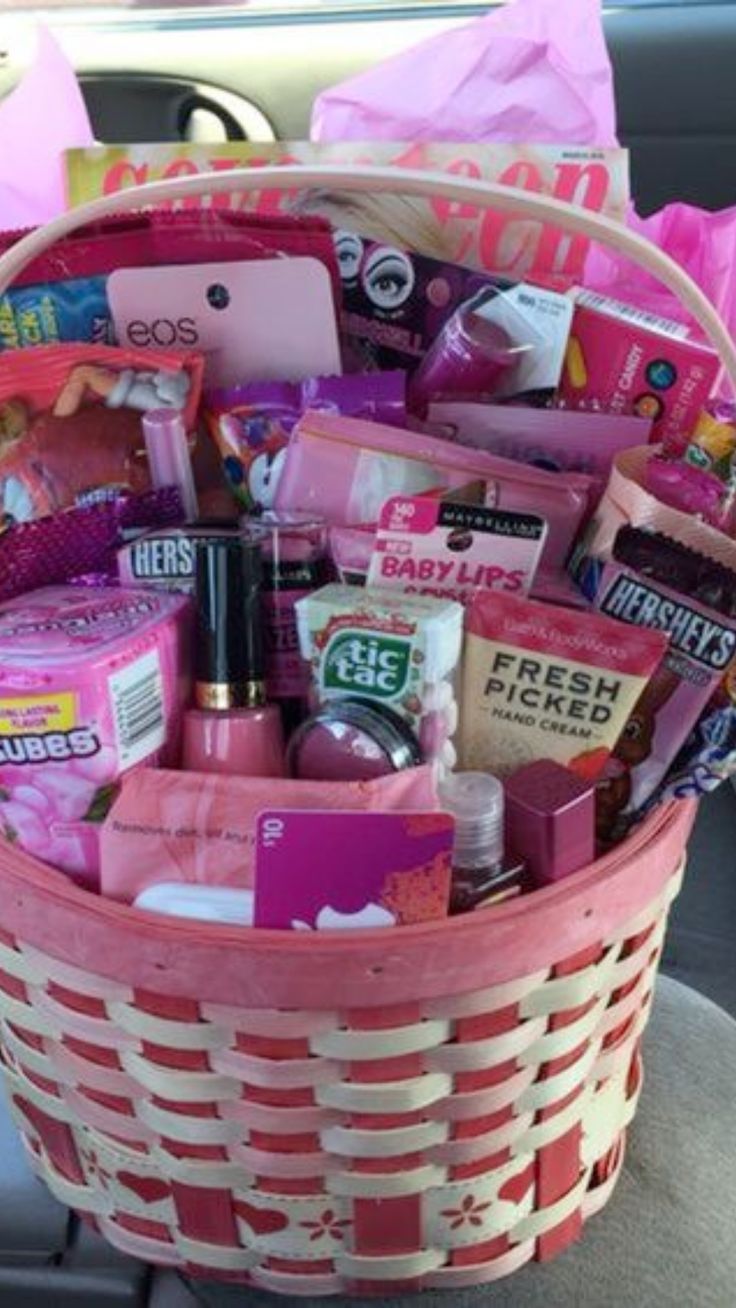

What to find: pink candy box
left=0, top=585, right=190, bottom=889
left=559, top=290, right=720, bottom=449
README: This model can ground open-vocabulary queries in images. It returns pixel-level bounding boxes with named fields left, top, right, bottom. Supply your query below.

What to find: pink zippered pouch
left=425, top=401, right=651, bottom=496
left=275, top=410, right=593, bottom=576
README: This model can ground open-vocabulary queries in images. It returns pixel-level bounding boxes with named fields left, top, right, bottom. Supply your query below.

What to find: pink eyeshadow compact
left=287, top=700, right=422, bottom=782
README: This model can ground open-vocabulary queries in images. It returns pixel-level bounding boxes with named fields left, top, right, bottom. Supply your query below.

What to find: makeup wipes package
left=100, top=764, right=438, bottom=902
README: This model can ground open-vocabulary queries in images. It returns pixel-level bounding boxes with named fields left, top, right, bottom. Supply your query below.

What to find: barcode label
left=576, top=289, right=690, bottom=341
left=109, top=650, right=165, bottom=770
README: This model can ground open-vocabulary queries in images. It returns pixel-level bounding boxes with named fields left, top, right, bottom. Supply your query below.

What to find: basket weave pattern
left=0, top=864, right=680, bottom=1296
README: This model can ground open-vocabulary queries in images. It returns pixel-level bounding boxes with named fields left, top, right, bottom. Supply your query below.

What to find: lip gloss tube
left=142, top=408, right=199, bottom=522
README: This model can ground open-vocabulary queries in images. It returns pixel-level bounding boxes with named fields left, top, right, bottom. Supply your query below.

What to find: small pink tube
left=142, top=409, right=199, bottom=522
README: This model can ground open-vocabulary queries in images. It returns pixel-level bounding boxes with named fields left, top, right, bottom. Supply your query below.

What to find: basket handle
left=1, top=163, right=734, bottom=392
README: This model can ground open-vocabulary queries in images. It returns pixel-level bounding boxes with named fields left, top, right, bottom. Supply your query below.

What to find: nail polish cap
left=194, top=535, right=263, bottom=695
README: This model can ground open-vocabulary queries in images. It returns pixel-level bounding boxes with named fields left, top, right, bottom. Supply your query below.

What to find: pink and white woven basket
left=0, top=165, right=728, bottom=1297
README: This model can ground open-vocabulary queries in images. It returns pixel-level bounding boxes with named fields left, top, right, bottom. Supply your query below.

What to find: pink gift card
left=254, top=809, right=454, bottom=930
left=368, top=494, right=547, bottom=604
left=108, top=258, right=342, bottom=388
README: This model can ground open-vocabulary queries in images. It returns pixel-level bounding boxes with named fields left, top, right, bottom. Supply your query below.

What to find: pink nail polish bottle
left=181, top=535, right=286, bottom=778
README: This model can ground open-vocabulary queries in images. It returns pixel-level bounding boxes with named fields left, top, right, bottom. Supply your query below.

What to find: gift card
left=368, top=494, right=548, bottom=603
left=108, top=258, right=342, bottom=388
left=254, top=809, right=454, bottom=930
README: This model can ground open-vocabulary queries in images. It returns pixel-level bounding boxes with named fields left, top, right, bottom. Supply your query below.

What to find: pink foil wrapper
left=0, top=487, right=184, bottom=603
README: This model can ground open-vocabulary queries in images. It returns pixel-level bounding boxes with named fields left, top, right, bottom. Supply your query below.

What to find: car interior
left=0, top=3, right=735, bottom=1305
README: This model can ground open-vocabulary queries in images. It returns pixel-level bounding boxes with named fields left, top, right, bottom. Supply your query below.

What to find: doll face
left=0, top=400, right=28, bottom=454
left=247, top=447, right=288, bottom=510
left=334, top=229, right=364, bottom=287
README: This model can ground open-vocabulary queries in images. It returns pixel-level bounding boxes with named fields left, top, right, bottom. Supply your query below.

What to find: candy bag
left=660, top=674, right=736, bottom=801
left=204, top=372, right=406, bottom=510
left=0, top=343, right=203, bottom=525
left=593, top=527, right=736, bottom=838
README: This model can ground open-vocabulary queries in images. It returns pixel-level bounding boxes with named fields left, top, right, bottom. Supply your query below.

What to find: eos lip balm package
left=0, top=585, right=190, bottom=888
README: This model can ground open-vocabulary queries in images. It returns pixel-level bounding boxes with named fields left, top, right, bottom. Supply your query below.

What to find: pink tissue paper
left=311, top=0, right=618, bottom=148
left=0, top=28, right=94, bottom=231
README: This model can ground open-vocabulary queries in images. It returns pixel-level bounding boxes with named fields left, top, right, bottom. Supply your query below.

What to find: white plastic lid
left=135, top=883, right=254, bottom=926
left=438, top=771, right=504, bottom=872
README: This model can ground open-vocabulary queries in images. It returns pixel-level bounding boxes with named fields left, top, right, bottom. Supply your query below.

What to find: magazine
left=64, top=141, right=630, bottom=286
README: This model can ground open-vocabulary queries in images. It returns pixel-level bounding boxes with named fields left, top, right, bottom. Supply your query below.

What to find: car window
left=0, top=1, right=501, bottom=11
left=2, top=1, right=723, bottom=16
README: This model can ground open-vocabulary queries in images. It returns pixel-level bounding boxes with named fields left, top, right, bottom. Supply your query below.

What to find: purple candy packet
left=658, top=680, right=736, bottom=801
left=0, top=486, right=184, bottom=603
left=204, top=371, right=406, bottom=511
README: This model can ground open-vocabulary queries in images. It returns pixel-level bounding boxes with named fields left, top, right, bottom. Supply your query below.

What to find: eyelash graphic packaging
left=336, top=239, right=512, bottom=374
left=336, top=237, right=571, bottom=405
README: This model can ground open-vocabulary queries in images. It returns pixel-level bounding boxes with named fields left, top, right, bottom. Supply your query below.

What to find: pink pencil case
left=275, top=410, right=593, bottom=576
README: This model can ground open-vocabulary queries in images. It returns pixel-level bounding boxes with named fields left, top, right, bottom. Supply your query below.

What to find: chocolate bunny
left=597, top=665, right=680, bottom=840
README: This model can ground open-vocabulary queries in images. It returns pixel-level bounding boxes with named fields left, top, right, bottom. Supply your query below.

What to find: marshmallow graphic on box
left=291, top=903, right=397, bottom=931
